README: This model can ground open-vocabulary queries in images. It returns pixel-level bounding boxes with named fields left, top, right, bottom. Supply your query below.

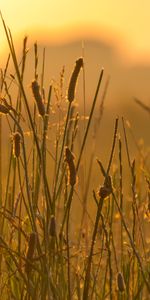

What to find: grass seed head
left=65, top=146, right=76, bottom=186
left=99, top=175, right=112, bottom=199
left=0, top=103, right=10, bottom=114
left=117, top=272, right=126, bottom=292
left=13, top=132, right=21, bottom=158
left=67, top=57, right=83, bottom=103
left=65, top=146, right=75, bottom=162
left=25, top=232, right=37, bottom=274
left=99, top=186, right=112, bottom=199
left=31, top=80, right=45, bottom=116
left=49, top=215, right=56, bottom=237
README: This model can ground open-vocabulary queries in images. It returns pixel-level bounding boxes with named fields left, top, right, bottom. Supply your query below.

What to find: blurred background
left=1, top=0, right=150, bottom=62
left=0, top=0, right=150, bottom=147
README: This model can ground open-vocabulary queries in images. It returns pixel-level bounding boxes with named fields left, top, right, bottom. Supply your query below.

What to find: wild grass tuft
left=1, top=15, right=150, bottom=300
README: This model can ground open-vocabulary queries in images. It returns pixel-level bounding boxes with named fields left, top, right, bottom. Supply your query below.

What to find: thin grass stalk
left=100, top=213, right=113, bottom=300
left=21, top=36, right=28, bottom=81
left=32, top=65, right=38, bottom=209
left=111, top=231, right=119, bottom=274
left=130, top=163, right=146, bottom=259
left=82, top=194, right=104, bottom=300
left=0, top=152, right=13, bottom=287
left=60, top=71, right=105, bottom=253
left=134, top=97, right=150, bottom=115
left=55, top=112, right=79, bottom=205
left=34, top=42, right=38, bottom=80
left=90, top=233, right=105, bottom=299
left=84, top=75, right=110, bottom=196
left=0, top=54, right=10, bottom=91
left=41, top=47, right=45, bottom=97
left=82, top=42, right=86, bottom=123
left=31, top=108, right=36, bottom=203
left=76, top=68, right=104, bottom=173
left=102, top=262, right=109, bottom=300
left=0, top=149, right=13, bottom=223
left=82, top=44, right=87, bottom=246
left=99, top=156, right=150, bottom=296
left=41, top=85, right=52, bottom=213
left=60, top=70, right=105, bottom=245
left=8, top=112, right=35, bottom=227
left=17, top=159, right=33, bottom=226
left=106, top=118, right=119, bottom=174
left=15, top=37, right=28, bottom=127
left=11, top=158, right=17, bottom=213
left=0, top=15, right=41, bottom=160
left=65, top=105, right=76, bottom=147
left=53, top=137, right=59, bottom=199
left=32, top=42, right=38, bottom=198
left=77, top=78, right=109, bottom=255
left=63, top=150, right=76, bottom=298
left=83, top=82, right=109, bottom=256
left=59, top=185, right=74, bottom=238
left=0, top=56, right=10, bottom=204
left=32, top=155, right=41, bottom=212
left=108, top=203, right=115, bottom=299
left=0, top=236, right=29, bottom=288
left=0, top=115, right=2, bottom=206
left=7, top=112, right=47, bottom=280
left=60, top=70, right=105, bottom=237
left=66, top=203, right=71, bottom=300
left=54, top=58, right=83, bottom=204
left=122, top=117, right=147, bottom=295
left=107, top=181, right=117, bottom=298
left=112, top=190, right=150, bottom=293
left=122, top=117, right=131, bottom=167
left=119, top=138, right=124, bottom=270
left=53, top=101, right=72, bottom=205
left=131, top=161, right=137, bottom=297
left=0, top=74, right=7, bottom=208
left=90, top=193, right=115, bottom=299
left=83, top=118, right=118, bottom=299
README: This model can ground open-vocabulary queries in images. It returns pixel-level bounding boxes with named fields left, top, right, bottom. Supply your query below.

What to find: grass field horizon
left=1, top=15, right=150, bottom=299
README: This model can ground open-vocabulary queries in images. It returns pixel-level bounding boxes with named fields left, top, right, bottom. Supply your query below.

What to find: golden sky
left=1, top=0, right=150, bottom=63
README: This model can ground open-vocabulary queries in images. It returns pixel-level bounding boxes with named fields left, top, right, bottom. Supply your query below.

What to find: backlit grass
left=0, top=15, right=150, bottom=299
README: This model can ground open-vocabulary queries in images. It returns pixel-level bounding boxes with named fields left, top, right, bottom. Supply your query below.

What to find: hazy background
left=1, top=0, right=150, bottom=148
left=1, top=0, right=150, bottom=62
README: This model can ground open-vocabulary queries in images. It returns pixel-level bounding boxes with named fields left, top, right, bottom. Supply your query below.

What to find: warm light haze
left=1, top=0, right=150, bottom=63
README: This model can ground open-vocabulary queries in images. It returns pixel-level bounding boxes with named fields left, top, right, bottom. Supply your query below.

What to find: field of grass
left=1, top=16, right=150, bottom=300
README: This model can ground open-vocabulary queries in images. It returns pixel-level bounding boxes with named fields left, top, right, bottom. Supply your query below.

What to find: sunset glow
left=1, top=0, right=150, bottom=63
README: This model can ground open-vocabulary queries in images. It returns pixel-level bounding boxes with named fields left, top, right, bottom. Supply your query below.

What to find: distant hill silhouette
left=10, top=38, right=149, bottom=107
left=1, top=38, right=150, bottom=147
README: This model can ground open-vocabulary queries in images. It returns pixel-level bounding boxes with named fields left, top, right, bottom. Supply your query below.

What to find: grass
left=1, top=15, right=150, bottom=299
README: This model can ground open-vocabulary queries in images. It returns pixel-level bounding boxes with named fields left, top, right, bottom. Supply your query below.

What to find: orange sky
left=1, top=0, right=150, bottom=63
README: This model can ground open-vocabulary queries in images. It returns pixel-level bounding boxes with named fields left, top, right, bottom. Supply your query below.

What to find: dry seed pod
left=99, top=175, right=112, bottom=199
left=31, top=80, right=45, bottom=116
left=65, top=147, right=76, bottom=186
left=68, top=160, right=76, bottom=186
left=99, top=186, right=112, bottom=199
left=67, top=57, right=83, bottom=103
left=117, top=272, right=126, bottom=292
left=65, top=146, right=75, bottom=162
left=49, top=215, right=56, bottom=237
left=0, top=103, right=10, bottom=114
left=13, top=132, right=21, bottom=158
left=25, top=232, right=37, bottom=274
